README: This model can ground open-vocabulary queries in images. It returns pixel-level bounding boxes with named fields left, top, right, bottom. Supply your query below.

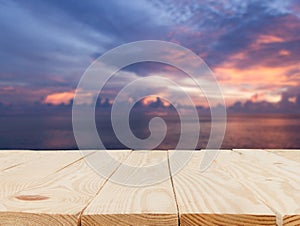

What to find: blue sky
left=0, top=0, right=300, bottom=112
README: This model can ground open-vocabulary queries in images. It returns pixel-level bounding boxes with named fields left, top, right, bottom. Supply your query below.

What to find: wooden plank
left=283, top=215, right=300, bottom=226
left=224, top=150, right=300, bottom=225
left=0, top=150, right=68, bottom=171
left=82, top=151, right=178, bottom=226
left=169, top=150, right=276, bottom=226
left=0, top=151, right=87, bottom=198
left=233, top=149, right=300, bottom=179
left=0, top=150, right=299, bottom=225
left=0, top=212, right=78, bottom=225
left=0, top=151, right=42, bottom=171
left=265, top=149, right=300, bottom=163
left=0, top=151, right=131, bottom=226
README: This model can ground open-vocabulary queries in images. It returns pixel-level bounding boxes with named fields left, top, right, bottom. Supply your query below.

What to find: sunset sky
left=0, top=0, right=300, bottom=113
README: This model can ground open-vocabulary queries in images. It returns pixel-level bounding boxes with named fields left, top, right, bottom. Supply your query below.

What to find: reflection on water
left=0, top=115, right=76, bottom=149
left=0, top=114, right=300, bottom=149
left=223, top=114, right=300, bottom=149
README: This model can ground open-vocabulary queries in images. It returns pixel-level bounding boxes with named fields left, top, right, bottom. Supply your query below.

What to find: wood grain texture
left=82, top=151, right=178, bottom=226
left=283, top=215, right=300, bottom=226
left=0, top=151, right=131, bottom=226
left=226, top=150, right=300, bottom=225
left=169, top=150, right=276, bottom=226
left=0, top=150, right=299, bottom=225
left=0, top=151, right=41, bottom=171
left=0, top=212, right=78, bottom=226
left=0, top=151, right=86, bottom=198
left=265, top=149, right=300, bottom=163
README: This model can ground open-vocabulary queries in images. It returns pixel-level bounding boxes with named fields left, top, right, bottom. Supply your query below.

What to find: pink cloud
left=43, top=91, right=75, bottom=105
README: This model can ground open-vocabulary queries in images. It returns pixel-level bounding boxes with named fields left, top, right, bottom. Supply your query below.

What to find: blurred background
left=0, top=0, right=300, bottom=149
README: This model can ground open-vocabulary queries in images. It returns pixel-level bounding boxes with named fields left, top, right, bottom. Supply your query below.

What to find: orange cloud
left=142, top=96, right=170, bottom=107
left=43, top=91, right=75, bottom=105
left=214, top=36, right=299, bottom=87
left=215, top=64, right=298, bottom=86
left=254, top=34, right=285, bottom=46
left=278, top=49, right=291, bottom=56
left=213, top=50, right=299, bottom=103
left=288, top=97, right=297, bottom=103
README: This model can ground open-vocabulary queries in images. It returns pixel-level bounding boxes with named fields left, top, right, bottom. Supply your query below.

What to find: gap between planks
left=81, top=151, right=178, bottom=226
left=169, top=150, right=277, bottom=226
left=77, top=150, right=133, bottom=224
left=0, top=150, right=299, bottom=225
left=232, top=149, right=300, bottom=226
left=0, top=150, right=131, bottom=225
